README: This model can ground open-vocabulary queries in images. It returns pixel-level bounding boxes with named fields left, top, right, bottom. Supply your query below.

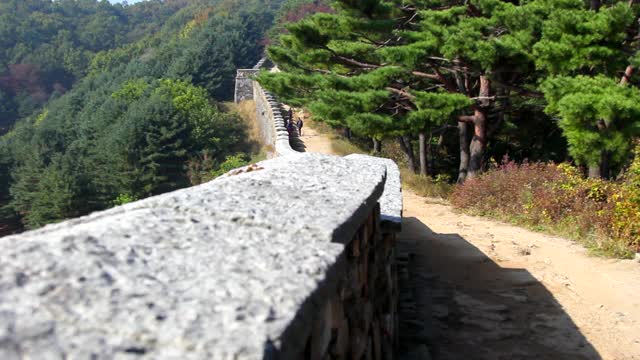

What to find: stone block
left=349, top=321, right=367, bottom=360
left=351, top=236, right=361, bottom=258
left=330, top=319, right=350, bottom=359
left=310, top=303, right=333, bottom=360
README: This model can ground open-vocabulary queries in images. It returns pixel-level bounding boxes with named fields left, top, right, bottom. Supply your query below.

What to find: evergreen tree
left=258, top=0, right=557, bottom=180
left=535, top=0, right=640, bottom=178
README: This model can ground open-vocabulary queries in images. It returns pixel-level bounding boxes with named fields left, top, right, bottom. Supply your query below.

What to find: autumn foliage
left=451, top=152, right=640, bottom=257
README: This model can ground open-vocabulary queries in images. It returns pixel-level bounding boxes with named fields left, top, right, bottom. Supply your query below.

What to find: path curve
left=299, top=124, right=640, bottom=360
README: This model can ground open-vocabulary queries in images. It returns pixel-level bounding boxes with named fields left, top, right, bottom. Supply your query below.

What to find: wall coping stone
left=0, top=153, right=386, bottom=360
left=345, top=154, right=402, bottom=231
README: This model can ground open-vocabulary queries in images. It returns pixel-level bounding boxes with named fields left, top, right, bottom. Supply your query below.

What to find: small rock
left=517, top=247, right=531, bottom=256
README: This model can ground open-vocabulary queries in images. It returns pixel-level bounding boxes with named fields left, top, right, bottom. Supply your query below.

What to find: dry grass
left=224, top=100, right=276, bottom=158
left=401, top=169, right=453, bottom=200
left=225, top=100, right=261, bottom=146
left=330, top=136, right=367, bottom=156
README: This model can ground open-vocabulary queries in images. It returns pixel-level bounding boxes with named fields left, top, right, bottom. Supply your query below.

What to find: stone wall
left=0, top=153, right=402, bottom=359
left=234, top=69, right=259, bottom=103
left=231, top=60, right=404, bottom=359
left=291, top=204, right=399, bottom=360
left=254, top=85, right=298, bottom=156
left=0, top=59, right=403, bottom=360
left=233, top=58, right=268, bottom=103
left=234, top=59, right=296, bottom=156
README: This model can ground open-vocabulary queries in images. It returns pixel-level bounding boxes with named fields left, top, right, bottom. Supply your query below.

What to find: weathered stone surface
left=234, top=69, right=259, bottom=103
left=345, top=155, right=402, bottom=231
left=0, top=153, right=386, bottom=360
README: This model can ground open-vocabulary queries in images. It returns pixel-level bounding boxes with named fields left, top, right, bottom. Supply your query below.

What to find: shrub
left=211, top=154, right=249, bottom=178
left=401, top=169, right=453, bottom=199
left=610, top=146, right=640, bottom=253
left=113, top=193, right=138, bottom=206
left=451, top=158, right=635, bottom=258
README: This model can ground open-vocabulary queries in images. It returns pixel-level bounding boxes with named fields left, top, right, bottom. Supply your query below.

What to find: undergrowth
left=451, top=156, right=640, bottom=258
left=401, top=170, right=453, bottom=199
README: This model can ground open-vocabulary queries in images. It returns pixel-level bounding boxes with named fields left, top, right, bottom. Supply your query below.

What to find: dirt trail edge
left=299, top=124, right=640, bottom=360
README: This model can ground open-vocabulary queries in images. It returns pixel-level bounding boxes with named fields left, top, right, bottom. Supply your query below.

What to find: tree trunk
left=620, top=65, right=634, bottom=85
left=590, top=0, right=601, bottom=10
left=588, top=164, right=601, bottom=179
left=398, top=136, right=417, bottom=174
left=430, top=133, right=444, bottom=175
left=344, top=127, right=352, bottom=139
left=467, top=110, right=488, bottom=180
left=419, top=131, right=428, bottom=176
left=591, top=65, right=636, bottom=178
left=589, top=65, right=636, bottom=178
left=600, top=151, right=611, bottom=179
left=372, top=138, right=382, bottom=153
left=467, top=76, right=491, bottom=180
left=457, top=121, right=472, bottom=183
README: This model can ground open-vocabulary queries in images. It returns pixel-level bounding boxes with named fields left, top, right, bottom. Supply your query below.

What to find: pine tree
left=535, top=0, right=640, bottom=178
left=258, top=0, right=555, bottom=180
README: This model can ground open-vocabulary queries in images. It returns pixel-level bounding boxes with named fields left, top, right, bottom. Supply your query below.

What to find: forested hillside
left=0, top=0, right=287, bottom=233
left=0, top=0, right=196, bottom=133
left=259, top=0, right=640, bottom=255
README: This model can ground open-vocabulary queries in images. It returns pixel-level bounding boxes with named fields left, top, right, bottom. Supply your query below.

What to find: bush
left=113, top=193, right=138, bottom=206
left=611, top=146, right=640, bottom=253
left=401, top=169, right=453, bottom=199
left=211, top=154, right=249, bottom=178
left=451, top=157, right=636, bottom=258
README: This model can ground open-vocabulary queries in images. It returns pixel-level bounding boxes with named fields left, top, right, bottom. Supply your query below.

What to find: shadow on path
left=288, top=129, right=306, bottom=152
left=397, top=216, right=601, bottom=360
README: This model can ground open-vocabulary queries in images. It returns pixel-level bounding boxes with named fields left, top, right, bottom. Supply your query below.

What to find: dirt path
left=299, top=125, right=640, bottom=360
left=298, top=125, right=334, bottom=154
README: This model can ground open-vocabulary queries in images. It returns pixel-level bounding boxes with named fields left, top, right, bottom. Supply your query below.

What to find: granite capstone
left=0, top=153, right=386, bottom=360
left=345, top=154, right=402, bottom=231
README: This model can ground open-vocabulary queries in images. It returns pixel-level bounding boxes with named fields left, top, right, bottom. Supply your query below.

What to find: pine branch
left=385, top=86, right=415, bottom=99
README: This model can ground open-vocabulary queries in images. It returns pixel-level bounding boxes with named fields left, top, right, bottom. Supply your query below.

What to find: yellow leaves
left=181, top=8, right=213, bottom=39
left=34, top=109, right=48, bottom=126
left=180, top=20, right=198, bottom=39
left=608, top=144, right=640, bottom=250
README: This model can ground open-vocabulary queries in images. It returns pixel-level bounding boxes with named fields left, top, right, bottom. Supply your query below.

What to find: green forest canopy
left=0, top=0, right=291, bottom=231
left=258, top=0, right=640, bottom=182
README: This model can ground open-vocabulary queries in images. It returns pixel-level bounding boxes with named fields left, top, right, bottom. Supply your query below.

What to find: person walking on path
left=296, top=117, right=304, bottom=136
left=287, top=121, right=296, bottom=137
left=285, top=107, right=292, bottom=128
